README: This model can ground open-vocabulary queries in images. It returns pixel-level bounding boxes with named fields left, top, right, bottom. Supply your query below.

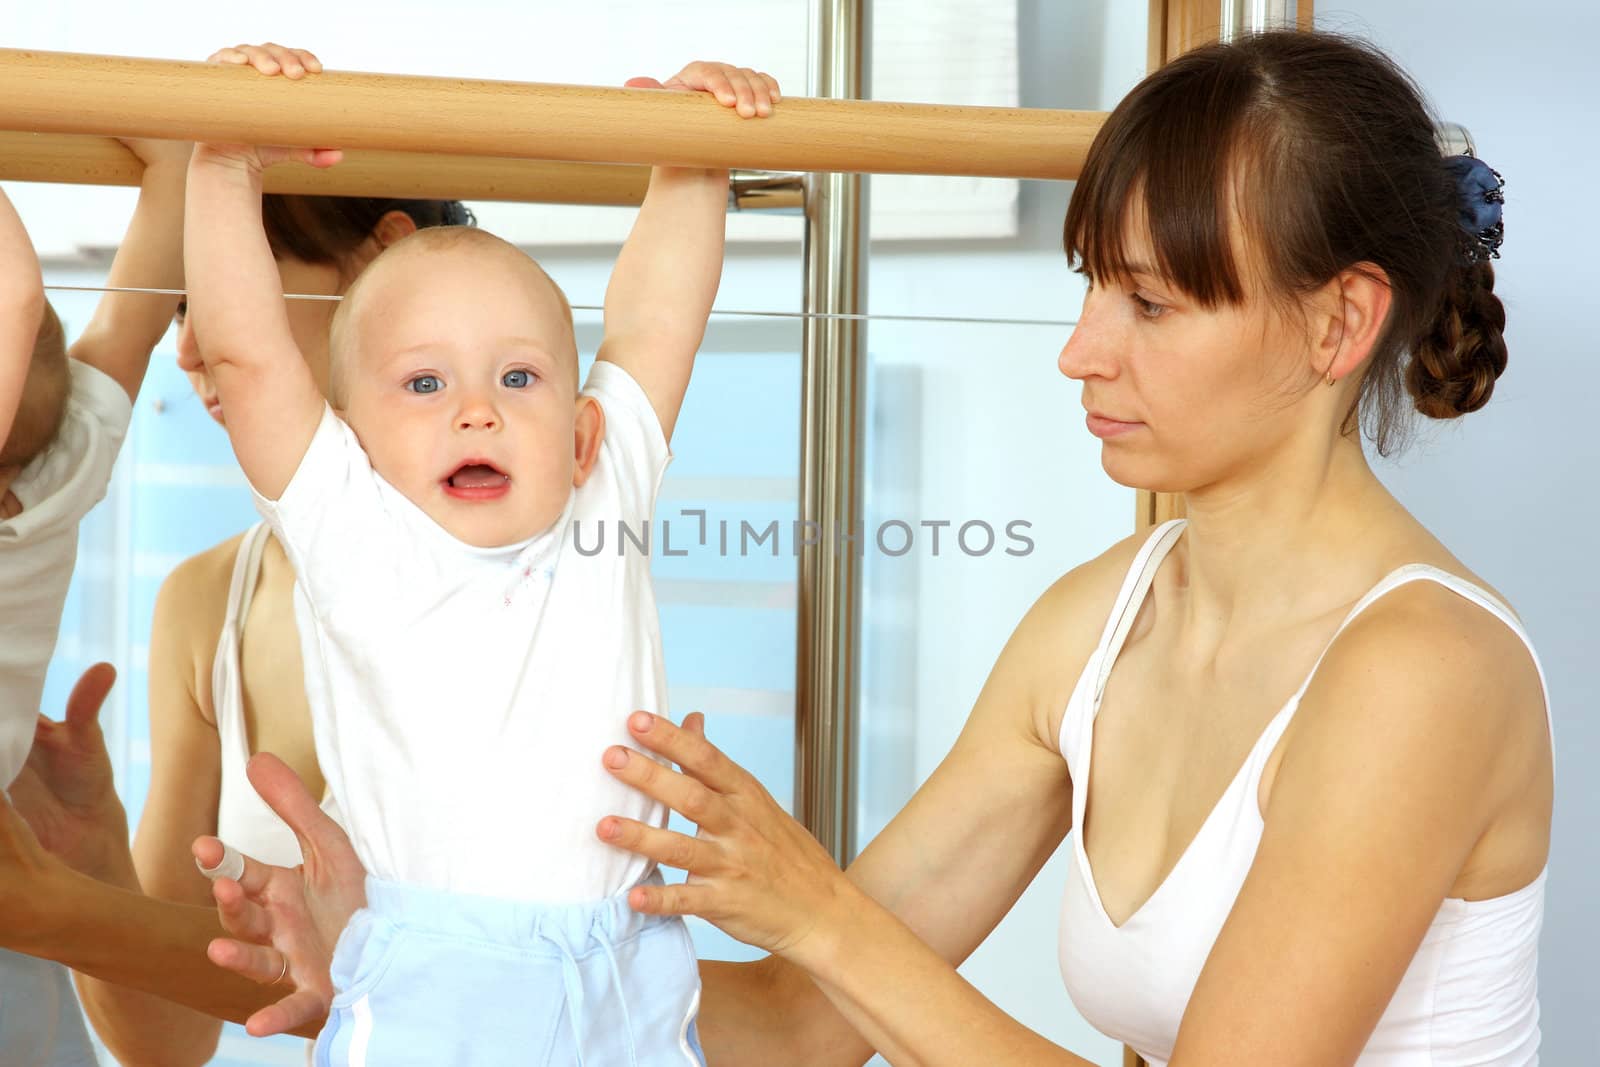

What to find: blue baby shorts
left=314, top=875, right=706, bottom=1066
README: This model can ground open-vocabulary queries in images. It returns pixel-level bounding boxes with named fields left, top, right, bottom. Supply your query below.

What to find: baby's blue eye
left=407, top=375, right=443, bottom=394
left=502, top=369, right=532, bottom=389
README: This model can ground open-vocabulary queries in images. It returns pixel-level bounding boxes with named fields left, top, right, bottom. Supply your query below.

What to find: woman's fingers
left=601, top=744, right=731, bottom=832
left=625, top=712, right=749, bottom=795
left=63, top=663, right=115, bottom=734
left=246, top=752, right=343, bottom=862
left=245, top=989, right=325, bottom=1038
left=206, top=934, right=284, bottom=985
left=628, top=876, right=717, bottom=918
left=193, top=834, right=279, bottom=898
left=211, top=874, right=273, bottom=943
left=598, top=816, right=720, bottom=875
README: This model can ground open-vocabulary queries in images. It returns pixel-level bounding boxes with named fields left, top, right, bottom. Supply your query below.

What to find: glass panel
left=857, top=310, right=1131, bottom=1067
left=854, top=3, right=1149, bottom=1064
left=26, top=106, right=806, bottom=1067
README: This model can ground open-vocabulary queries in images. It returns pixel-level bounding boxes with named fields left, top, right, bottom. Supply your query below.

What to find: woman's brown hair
left=1063, top=30, right=1506, bottom=455
left=261, top=194, right=476, bottom=269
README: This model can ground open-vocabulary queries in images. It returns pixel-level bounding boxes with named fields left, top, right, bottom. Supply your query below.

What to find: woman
left=207, top=30, right=1551, bottom=1067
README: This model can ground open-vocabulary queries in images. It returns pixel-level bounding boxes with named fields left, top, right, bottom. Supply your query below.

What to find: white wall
left=1317, top=4, right=1600, bottom=1060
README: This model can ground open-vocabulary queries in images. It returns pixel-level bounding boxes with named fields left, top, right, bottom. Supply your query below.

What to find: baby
left=185, top=58, right=779, bottom=1065
left=1, top=141, right=189, bottom=1063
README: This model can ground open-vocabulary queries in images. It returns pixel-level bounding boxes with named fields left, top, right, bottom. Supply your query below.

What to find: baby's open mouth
left=445, top=462, right=510, bottom=490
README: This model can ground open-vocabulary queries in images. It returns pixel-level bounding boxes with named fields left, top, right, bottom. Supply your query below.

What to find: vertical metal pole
left=796, top=0, right=867, bottom=864
left=1220, top=0, right=1298, bottom=38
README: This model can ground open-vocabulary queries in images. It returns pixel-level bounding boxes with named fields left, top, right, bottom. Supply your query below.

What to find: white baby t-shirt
left=0, top=360, right=131, bottom=788
left=255, top=360, right=670, bottom=902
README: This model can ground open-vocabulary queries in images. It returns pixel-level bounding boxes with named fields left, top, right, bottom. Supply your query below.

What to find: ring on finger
left=272, top=954, right=289, bottom=986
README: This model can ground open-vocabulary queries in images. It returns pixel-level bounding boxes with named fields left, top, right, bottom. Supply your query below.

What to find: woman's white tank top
left=212, top=522, right=339, bottom=868
left=1057, top=520, right=1549, bottom=1066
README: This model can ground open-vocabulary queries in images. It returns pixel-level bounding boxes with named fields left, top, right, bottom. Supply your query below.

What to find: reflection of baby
left=185, top=63, right=777, bottom=1064
left=1, top=147, right=186, bottom=1062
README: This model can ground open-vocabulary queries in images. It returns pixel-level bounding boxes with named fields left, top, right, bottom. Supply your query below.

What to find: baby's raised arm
left=0, top=185, right=45, bottom=456
left=183, top=46, right=338, bottom=500
left=598, top=63, right=780, bottom=442
left=67, top=138, right=190, bottom=403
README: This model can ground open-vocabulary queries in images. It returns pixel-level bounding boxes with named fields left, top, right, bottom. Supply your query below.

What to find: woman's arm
left=1164, top=584, right=1548, bottom=1066
left=0, top=723, right=317, bottom=1040
left=0, top=848, right=317, bottom=1039
left=610, top=710, right=1096, bottom=1067
left=621, top=555, right=1127, bottom=1066
left=629, top=580, right=1547, bottom=1066
left=71, top=546, right=236, bottom=1065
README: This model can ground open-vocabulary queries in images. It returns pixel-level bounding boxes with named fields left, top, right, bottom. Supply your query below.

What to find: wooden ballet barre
left=0, top=49, right=1103, bottom=181
left=0, top=131, right=652, bottom=205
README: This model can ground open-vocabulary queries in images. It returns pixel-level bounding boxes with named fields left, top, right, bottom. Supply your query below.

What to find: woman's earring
left=1326, top=371, right=1336, bottom=387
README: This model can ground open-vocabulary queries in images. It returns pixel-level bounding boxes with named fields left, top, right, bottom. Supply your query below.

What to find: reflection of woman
left=212, top=31, right=1551, bottom=1066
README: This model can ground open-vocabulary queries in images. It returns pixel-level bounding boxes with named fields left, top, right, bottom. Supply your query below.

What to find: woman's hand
left=193, top=44, right=341, bottom=173
left=192, top=753, right=367, bottom=1038
left=599, top=712, right=859, bottom=964
left=0, top=769, right=68, bottom=934
left=7, top=663, right=136, bottom=887
left=625, top=61, right=781, bottom=117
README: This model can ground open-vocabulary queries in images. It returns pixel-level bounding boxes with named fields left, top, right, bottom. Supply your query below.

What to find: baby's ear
left=572, top=395, right=605, bottom=488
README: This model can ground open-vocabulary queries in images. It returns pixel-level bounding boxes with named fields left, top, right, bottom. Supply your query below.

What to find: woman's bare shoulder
left=1029, top=526, right=1157, bottom=640
left=151, top=531, right=249, bottom=666
left=1293, top=572, right=1547, bottom=807
left=1007, top=527, right=1162, bottom=747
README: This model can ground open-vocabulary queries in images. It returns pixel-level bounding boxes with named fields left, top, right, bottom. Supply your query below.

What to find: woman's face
left=176, top=254, right=345, bottom=425
left=1057, top=227, right=1322, bottom=495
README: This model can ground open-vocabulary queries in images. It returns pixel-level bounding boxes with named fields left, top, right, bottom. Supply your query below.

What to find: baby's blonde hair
left=326, top=227, right=576, bottom=408
left=1, top=302, right=69, bottom=470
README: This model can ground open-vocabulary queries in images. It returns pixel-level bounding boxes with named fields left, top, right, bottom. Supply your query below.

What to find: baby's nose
left=456, top=398, right=500, bottom=431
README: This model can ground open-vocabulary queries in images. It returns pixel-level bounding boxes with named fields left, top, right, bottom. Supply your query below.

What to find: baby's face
left=338, top=245, right=583, bottom=549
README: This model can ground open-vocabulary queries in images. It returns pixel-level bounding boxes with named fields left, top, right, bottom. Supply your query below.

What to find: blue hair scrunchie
left=1443, top=154, right=1505, bottom=263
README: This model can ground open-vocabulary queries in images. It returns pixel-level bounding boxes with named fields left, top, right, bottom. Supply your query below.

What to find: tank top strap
left=1091, top=519, right=1187, bottom=707
left=1279, top=563, right=1552, bottom=742
left=211, top=523, right=272, bottom=754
